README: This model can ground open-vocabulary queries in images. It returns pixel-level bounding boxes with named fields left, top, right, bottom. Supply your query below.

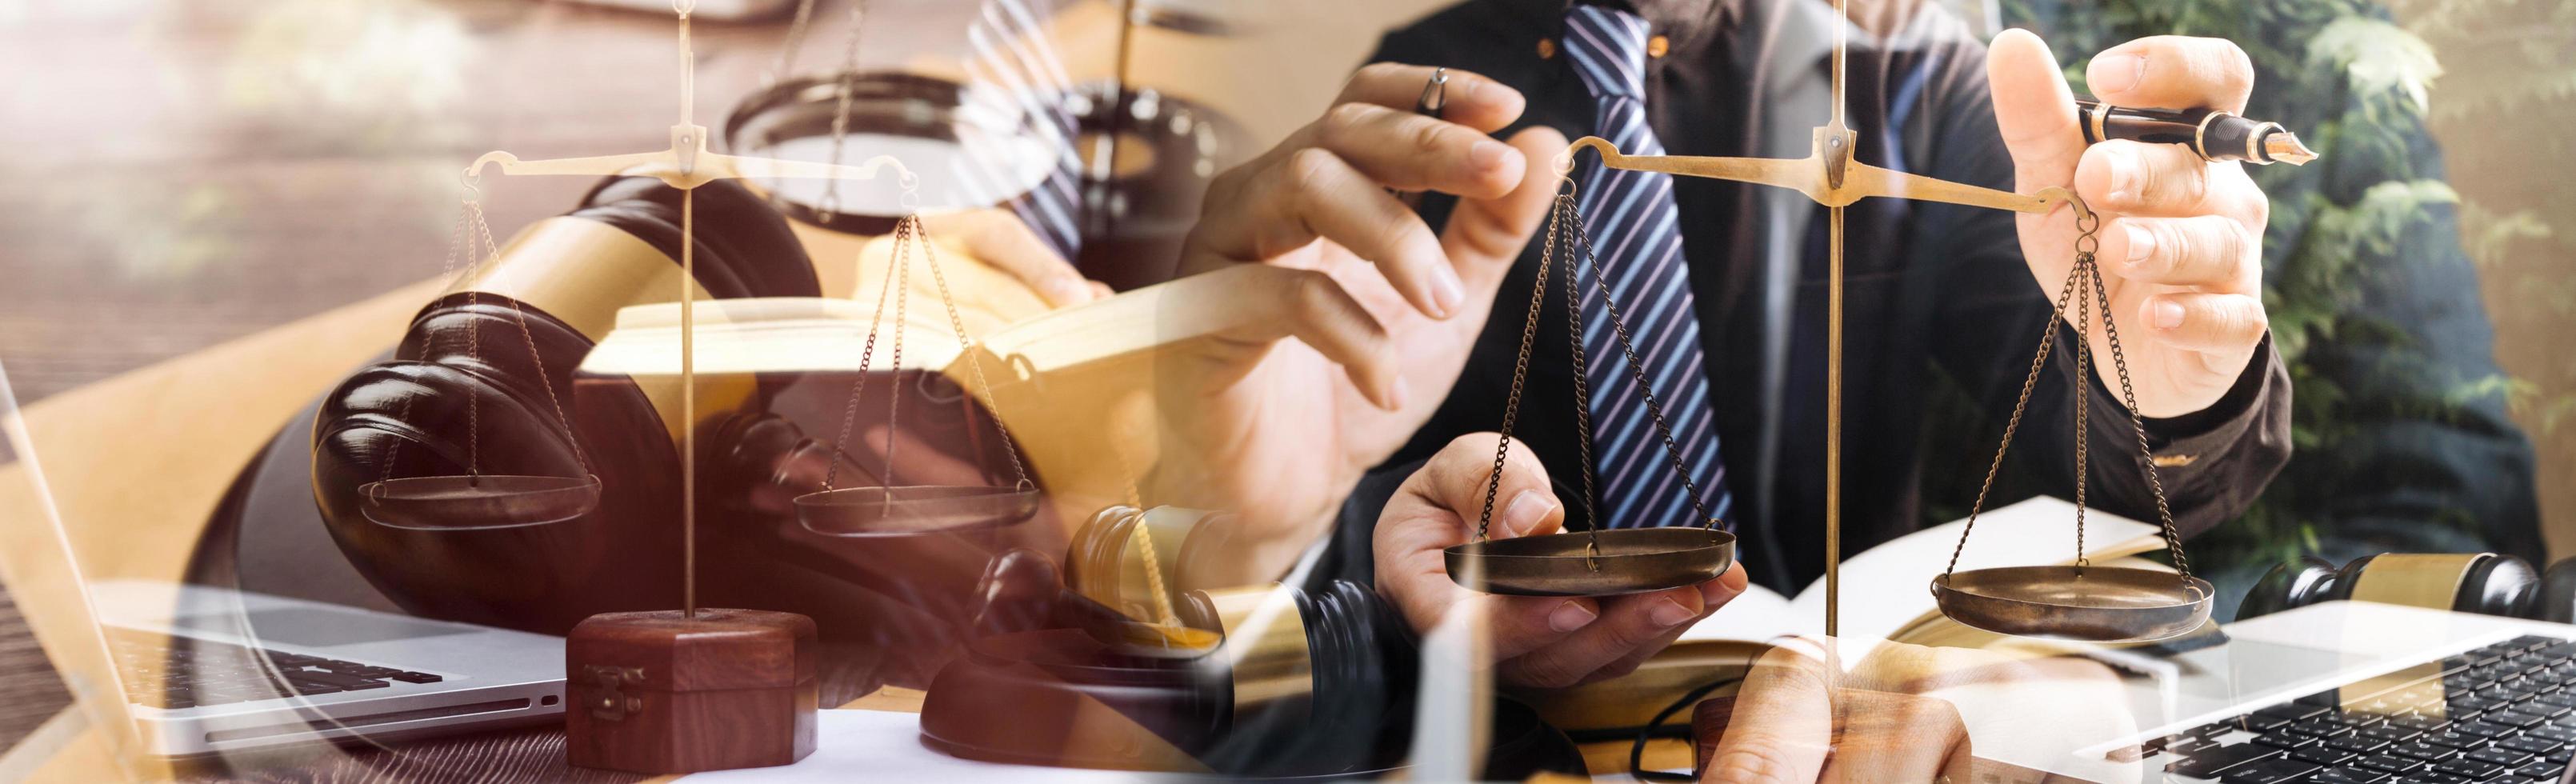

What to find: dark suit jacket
left=1330, top=0, right=2294, bottom=594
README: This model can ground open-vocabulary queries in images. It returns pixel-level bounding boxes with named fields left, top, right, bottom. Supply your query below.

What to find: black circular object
left=1444, top=528, right=1737, bottom=597
left=722, top=72, right=1058, bottom=234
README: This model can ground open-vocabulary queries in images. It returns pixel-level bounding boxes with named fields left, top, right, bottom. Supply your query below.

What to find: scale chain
left=470, top=203, right=594, bottom=479
left=820, top=233, right=905, bottom=491
left=1941, top=212, right=2194, bottom=583
left=1942, top=250, right=2084, bottom=578
left=1471, top=186, right=1561, bottom=543
left=914, top=215, right=1037, bottom=491
left=1562, top=195, right=1722, bottom=530
left=880, top=218, right=913, bottom=498
left=820, top=214, right=1038, bottom=494
left=2085, top=247, right=2191, bottom=578
left=1555, top=196, right=1603, bottom=565
left=2072, top=246, right=2094, bottom=570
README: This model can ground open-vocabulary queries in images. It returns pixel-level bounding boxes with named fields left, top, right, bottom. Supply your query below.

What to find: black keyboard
left=109, top=628, right=444, bottom=710
left=2123, top=634, right=2576, bottom=783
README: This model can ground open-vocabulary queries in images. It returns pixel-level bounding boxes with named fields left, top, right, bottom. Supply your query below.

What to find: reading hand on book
left=1375, top=433, right=1750, bottom=689
left=1702, top=638, right=2127, bottom=783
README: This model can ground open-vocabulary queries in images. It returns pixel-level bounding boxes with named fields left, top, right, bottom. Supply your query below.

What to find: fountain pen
left=2076, top=98, right=2318, bottom=166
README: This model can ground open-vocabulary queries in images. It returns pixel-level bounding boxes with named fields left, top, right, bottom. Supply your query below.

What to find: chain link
left=1943, top=258, right=2086, bottom=578
left=2086, top=251, right=2191, bottom=579
left=1941, top=208, right=2194, bottom=584
left=2070, top=254, right=2094, bottom=570
left=472, top=203, right=593, bottom=478
left=1563, top=198, right=1721, bottom=530
left=821, top=225, right=906, bottom=491
left=1473, top=185, right=1563, bottom=542
left=912, top=215, right=1035, bottom=490
left=1556, top=196, right=1602, bottom=564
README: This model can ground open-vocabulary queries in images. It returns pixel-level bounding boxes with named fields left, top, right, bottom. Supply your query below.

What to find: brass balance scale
left=1442, top=5, right=2218, bottom=644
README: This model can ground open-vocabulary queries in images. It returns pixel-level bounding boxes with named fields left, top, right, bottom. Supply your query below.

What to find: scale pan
left=357, top=474, right=602, bottom=530
left=794, top=485, right=1042, bottom=537
left=1932, top=566, right=2214, bottom=643
left=1444, top=528, right=1736, bottom=597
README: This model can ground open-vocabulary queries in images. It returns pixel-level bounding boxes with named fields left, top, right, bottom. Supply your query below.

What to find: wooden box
left=566, top=609, right=818, bottom=773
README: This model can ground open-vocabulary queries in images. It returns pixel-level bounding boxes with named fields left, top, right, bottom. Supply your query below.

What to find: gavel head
left=311, top=177, right=818, bottom=634
left=2238, top=553, right=2576, bottom=622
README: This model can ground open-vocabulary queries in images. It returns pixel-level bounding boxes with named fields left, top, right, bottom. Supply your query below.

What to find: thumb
left=1442, top=125, right=1569, bottom=292
left=1986, top=28, right=2084, bottom=193
left=1418, top=432, right=1564, bottom=540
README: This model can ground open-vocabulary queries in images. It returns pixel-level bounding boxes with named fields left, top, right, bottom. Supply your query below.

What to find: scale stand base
left=1445, top=528, right=1737, bottom=598
left=566, top=609, right=818, bottom=774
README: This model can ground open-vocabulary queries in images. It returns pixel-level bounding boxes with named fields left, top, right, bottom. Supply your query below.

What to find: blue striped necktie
left=1562, top=6, right=1735, bottom=530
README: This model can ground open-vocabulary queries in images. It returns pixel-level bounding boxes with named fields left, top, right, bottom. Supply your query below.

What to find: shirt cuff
left=2082, top=330, right=2282, bottom=464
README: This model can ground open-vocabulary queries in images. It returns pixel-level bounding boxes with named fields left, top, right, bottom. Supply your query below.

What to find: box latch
left=583, top=665, right=646, bottom=722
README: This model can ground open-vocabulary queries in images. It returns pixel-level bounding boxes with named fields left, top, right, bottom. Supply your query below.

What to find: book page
left=1678, top=583, right=1800, bottom=642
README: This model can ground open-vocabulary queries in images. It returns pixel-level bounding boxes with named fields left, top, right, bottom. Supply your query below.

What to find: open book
left=1679, top=495, right=2170, bottom=646
left=582, top=263, right=1293, bottom=515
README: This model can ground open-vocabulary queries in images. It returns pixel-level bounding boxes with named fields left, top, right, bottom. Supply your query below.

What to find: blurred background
left=0, top=0, right=2568, bottom=766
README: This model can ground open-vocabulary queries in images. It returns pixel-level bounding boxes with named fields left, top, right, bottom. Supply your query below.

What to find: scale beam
left=1558, top=127, right=2088, bottom=220
left=466, top=125, right=917, bottom=194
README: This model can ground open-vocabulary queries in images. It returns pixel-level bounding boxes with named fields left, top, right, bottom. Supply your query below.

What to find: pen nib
left=2263, top=132, right=2318, bottom=166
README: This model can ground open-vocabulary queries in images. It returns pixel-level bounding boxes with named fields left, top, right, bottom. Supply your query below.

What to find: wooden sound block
left=566, top=609, right=818, bottom=774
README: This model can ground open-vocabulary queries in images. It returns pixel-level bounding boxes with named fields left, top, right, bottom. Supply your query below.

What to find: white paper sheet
left=1679, top=496, right=2161, bottom=643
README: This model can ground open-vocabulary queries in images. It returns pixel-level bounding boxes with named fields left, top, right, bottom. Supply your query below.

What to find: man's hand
left=1150, top=65, right=1569, bottom=580
left=1990, top=30, right=2272, bottom=418
left=1702, top=638, right=2132, bottom=783
left=1375, top=433, right=1750, bottom=690
left=916, top=208, right=1112, bottom=308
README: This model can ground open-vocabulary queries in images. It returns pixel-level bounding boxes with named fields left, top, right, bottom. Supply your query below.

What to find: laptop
left=80, top=579, right=566, bottom=758
left=1978, top=600, right=2576, bottom=783
left=0, top=362, right=565, bottom=762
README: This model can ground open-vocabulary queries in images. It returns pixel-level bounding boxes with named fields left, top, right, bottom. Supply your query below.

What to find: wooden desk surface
left=0, top=0, right=1449, bottom=779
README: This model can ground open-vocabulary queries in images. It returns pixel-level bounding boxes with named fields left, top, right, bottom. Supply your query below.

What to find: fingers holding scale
left=1443, top=126, right=1572, bottom=290
left=1505, top=584, right=1713, bottom=689
left=1587, top=563, right=1750, bottom=681
left=1375, top=433, right=1594, bottom=663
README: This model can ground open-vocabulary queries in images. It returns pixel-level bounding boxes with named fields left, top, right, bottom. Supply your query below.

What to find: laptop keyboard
left=110, top=628, right=444, bottom=710
left=2133, top=634, right=2576, bottom=783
